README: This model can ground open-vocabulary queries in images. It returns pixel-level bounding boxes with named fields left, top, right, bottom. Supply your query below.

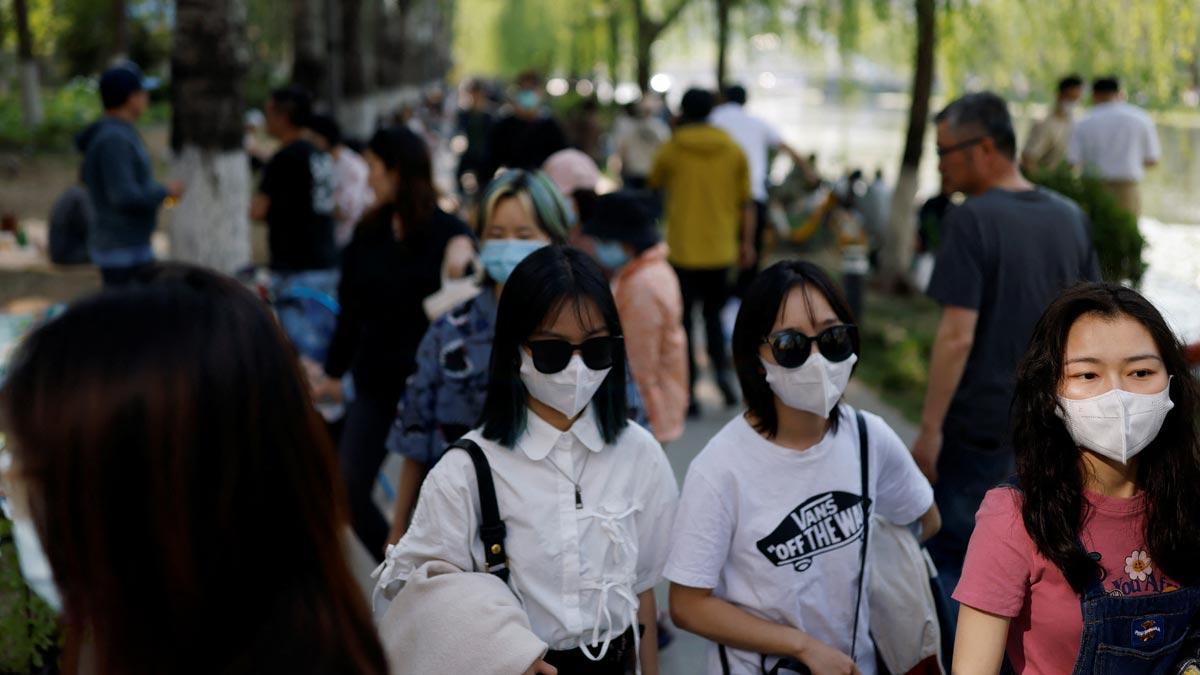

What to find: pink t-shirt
left=953, top=487, right=1181, bottom=674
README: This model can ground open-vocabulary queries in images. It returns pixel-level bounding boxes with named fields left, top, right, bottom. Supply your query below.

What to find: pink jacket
left=613, top=243, right=688, bottom=443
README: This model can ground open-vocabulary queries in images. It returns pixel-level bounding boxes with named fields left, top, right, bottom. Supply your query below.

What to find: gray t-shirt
left=927, top=187, right=1100, bottom=445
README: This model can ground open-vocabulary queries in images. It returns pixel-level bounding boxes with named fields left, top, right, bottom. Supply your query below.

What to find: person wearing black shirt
left=251, top=86, right=337, bottom=272
left=320, top=126, right=474, bottom=558
left=480, top=70, right=568, bottom=182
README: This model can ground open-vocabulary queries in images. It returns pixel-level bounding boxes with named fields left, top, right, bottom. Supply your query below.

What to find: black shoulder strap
left=450, top=438, right=509, bottom=583
left=851, top=410, right=870, bottom=663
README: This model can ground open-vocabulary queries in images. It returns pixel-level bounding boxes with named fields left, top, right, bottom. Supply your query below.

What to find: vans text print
left=756, top=492, right=870, bottom=572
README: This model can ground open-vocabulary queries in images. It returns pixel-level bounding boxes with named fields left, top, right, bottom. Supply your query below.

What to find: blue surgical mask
left=516, top=90, right=541, bottom=111
left=480, top=239, right=547, bottom=284
left=594, top=240, right=630, bottom=270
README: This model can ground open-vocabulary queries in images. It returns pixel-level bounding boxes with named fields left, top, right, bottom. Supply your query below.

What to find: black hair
left=732, top=261, right=860, bottom=438
left=583, top=190, right=660, bottom=254
left=367, top=125, right=436, bottom=236
left=1012, top=283, right=1200, bottom=594
left=1057, top=74, right=1084, bottom=94
left=1092, top=77, right=1120, bottom=95
left=270, top=85, right=314, bottom=128
left=723, top=84, right=747, bottom=106
left=934, top=91, right=1017, bottom=161
left=480, top=246, right=629, bottom=447
left=680, top=89, right=716, bottom=124
left=307, top=114, right=342, bottom=147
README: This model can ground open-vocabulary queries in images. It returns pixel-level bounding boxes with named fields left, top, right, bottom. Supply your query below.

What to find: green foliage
left=0, top=516, right=60, bottom=673
left=0, top=79, right=99, bottom=150
left=1031, top=164, right=1148, bottom=285
left=853, top=289, right=940, bottom=423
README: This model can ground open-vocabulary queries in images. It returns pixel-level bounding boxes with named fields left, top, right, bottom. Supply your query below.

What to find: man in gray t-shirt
left=911, top=92, right=1100, bottom=615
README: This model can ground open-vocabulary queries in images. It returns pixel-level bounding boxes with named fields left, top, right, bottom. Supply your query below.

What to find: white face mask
left=519, top=350, right=611, bottom=419
left=1055, top=381, right=1173, bottom=464
left=761, top=353, right=857, bottom=418
left=10, top=514, right=63, bottom=612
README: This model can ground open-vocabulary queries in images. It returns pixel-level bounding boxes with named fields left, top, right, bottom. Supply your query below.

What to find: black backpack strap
left=450, top=438, right=509, bottom=583
left=851, top=410, right=871, bottom=663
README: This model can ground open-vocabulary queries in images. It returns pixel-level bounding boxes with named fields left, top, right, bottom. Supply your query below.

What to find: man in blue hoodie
left=76, top=62, right=182, bottom=286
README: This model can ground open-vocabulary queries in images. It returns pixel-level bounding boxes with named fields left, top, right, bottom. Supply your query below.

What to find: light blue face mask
left=480, top=239, right=547, bottom=284
left=594, top=240, right=630, bottom=270
left=516, top=90, right=541, bottom=111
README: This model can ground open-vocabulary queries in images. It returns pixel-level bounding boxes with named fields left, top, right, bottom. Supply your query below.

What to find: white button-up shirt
left=375, top=406, right=679, bottom=656
left=1067, top=101, right=1161, bottom=182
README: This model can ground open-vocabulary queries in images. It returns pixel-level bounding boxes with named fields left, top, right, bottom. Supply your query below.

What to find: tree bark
left=113, top=0, right=130, bottom=61
left=631, top=0, right=694, bottom=94
left=607, top=0, right=622, bottom=84
left=170, top=0, right=252, bottom=273
left=880, top=0, right=935, bottom=293
left=12, top=0, right=42, bottom=128
left=292, top=0, right=325, bottom=95
left=715, top=0, right=731, bottom=90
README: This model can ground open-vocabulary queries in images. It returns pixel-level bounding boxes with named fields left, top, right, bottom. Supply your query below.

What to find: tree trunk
left=339, top=0, right=377, bottom=140
left=607, top=0, right=622, bottom=84
left=292, top=0, right=325, bottom=95
left=113, top=0, right=130, bottom=61
left=715, top=0, right=731, bottom=90
left=170, top=0, right=252, bottom=274
left=880, top=0, right=935, bottom=293
left=12, top=0, right=42, bottom=128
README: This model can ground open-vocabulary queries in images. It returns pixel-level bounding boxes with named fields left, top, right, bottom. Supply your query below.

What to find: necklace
left=545, top=450, right=591, bottom=510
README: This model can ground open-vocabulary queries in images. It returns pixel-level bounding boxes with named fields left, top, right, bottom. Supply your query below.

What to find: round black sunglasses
left=527, top=336, right=623, bottom=374
left=763, top=325, right=858, bottom=369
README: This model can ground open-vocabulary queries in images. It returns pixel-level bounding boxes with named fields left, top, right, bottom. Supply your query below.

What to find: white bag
left=868, top=515, right=945, bottom=674
left=422, top=254, right=483, bottom=321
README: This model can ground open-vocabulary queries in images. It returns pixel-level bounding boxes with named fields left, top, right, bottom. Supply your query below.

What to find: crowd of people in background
left=5, top=59, right=1199, bottom=675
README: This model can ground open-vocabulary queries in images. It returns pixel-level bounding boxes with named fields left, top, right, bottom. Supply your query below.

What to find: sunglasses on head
left=527, top=336, right=622, bottom=374
left=764, top=324, right=858, bottom=369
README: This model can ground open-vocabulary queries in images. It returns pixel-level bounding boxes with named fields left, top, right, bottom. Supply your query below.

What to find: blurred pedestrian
left=612, top=99, right=670, bottom=190
left=76, top=62, right=182, bottom=286
left=47, top=170, right=94, bottom=265
left=953, top=283, right=1200, bottom=674
left=1020, top=74, right=1083, bottom=173
left=250, top=86, right=338, bottom=273
left=375, top=245, right=678, bottom=675
left=666, top=261, right=939, bottom=675
left=710, top=84, right=816, bottom=295
left=481, top=71, right=569, bottom=181
left=584, top=190, right=688, bottom=445
left=454, top=79, right=495, bottom=199
left=1068, top=77, right=1161, bottom=219
left=649, top=88, right=753, bottom=414
left=565, top=96, right=604, bottom=165
left=913, top=92, right=1101, bottom=622
left=321, top=125, right=474, bottom=558
left=307, top=114, right=374, bottom=249
left=542, top=147, right=600, bottom=226
left=0, top=264, right=387, bottom=675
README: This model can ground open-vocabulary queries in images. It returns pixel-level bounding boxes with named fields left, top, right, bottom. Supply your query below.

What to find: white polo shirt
left=375, top=406, right=679, bottom=657
left=1067, top=101, right=1161, bottom=182
left=709, top=102, right=784, bottom=203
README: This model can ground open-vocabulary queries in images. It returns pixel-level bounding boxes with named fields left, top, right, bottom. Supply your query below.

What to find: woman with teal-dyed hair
left=383, top=169, right=646, bottom=547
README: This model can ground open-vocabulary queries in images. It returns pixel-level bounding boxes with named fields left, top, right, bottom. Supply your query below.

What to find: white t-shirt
left=709, top=103, right=784, bottom=202
left=1067, top=102, right=1160, bottom=182
left=664, top=407, right=933, bottom=675
left=614, top=114, right=671, bottom=178
left=376, top=406, right=679, bottom=654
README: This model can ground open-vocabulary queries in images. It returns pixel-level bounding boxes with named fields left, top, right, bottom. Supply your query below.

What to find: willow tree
left=170, top=0, right=251, bottom=273
left=631, top=0, right=695, bottom=92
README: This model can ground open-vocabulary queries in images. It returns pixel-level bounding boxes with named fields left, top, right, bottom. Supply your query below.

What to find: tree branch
left=650, top=0, right=694, bottom=38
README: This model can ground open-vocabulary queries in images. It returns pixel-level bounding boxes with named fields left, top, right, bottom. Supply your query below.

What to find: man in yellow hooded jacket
left=649, top=87, right=753, bottom=415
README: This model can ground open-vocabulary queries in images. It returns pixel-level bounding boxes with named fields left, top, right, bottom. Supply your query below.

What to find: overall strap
left=451, top=438, right=510, bottom=583
left=851, top=410, right=871, bottom=664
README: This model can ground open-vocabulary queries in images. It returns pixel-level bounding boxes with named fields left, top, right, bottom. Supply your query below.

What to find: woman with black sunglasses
left=664, top=261, right=940, bottom=675
left=375, top=245, right=679, bottom=675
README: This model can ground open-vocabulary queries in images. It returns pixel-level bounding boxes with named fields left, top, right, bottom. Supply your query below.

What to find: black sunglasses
left=763, top=325, right=858, bottom=369
left=936, top=136, right=986, bottom=158
left=527, top=336, right=622, bottom=374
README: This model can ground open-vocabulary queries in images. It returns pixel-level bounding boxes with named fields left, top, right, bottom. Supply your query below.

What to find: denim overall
left=1071, top=567, right=1200, bottom=675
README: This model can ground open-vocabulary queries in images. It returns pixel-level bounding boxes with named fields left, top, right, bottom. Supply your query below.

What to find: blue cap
left=99, top=62, right=154, bottom=109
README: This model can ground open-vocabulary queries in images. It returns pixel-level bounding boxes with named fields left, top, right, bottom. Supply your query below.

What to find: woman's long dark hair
left=1013, top=282, right=1200, bottom=593
left=480, top=245, right=628, bottom=447
left=368, top=125, right=436, bottom=239
left=0, top=265, right=388, bottom=675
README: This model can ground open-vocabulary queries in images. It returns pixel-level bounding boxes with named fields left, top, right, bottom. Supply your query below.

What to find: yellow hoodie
left=649, top=124, right=750, bottom=269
